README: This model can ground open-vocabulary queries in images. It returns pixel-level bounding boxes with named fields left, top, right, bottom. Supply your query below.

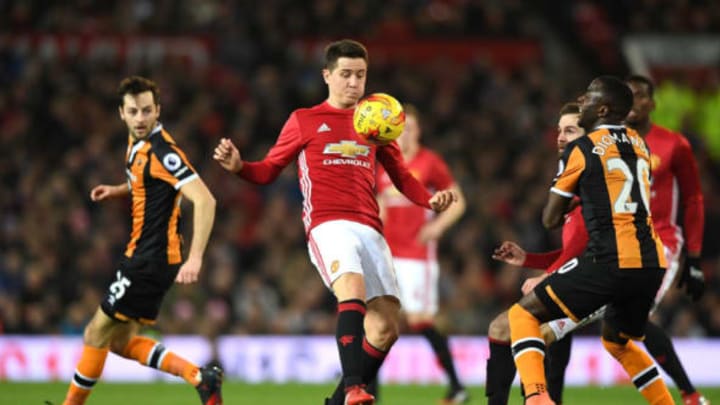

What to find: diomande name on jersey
left=590, top=130, right=648, bottom=156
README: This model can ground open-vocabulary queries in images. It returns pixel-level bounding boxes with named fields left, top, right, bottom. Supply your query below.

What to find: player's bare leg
left=62, top=309, right=115, bottom=405
left=62, top=308, right=222, bottom=405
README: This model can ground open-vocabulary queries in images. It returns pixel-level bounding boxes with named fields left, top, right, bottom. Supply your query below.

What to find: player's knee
left=601, top=336, right=629, bottom=359
left=365, top=316, right=399, bottom=350
left=109, top=332, right=134, bottom=355
left=109, top=338, right=127, bottom=355
left=540, top=324, right=557, bottom=345
left=488, top=311, right=510, bottom=341
left=83, top=323, right=107, bottom=347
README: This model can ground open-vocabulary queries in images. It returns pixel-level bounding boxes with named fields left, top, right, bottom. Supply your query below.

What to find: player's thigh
left=307, top=220, right=365, bottom=290
left=356, top=223, right=400, bottom=301
left=307, top=220, right=399, bottom=301
left=534, top=257, right=614, bottom=324
left=100, top=257, right=179, bottom=324
left=83, top=308, right=121, bottom=346
left=393, top=258, right=438, bottom=315
left=604, top=267, right=665, bottom=340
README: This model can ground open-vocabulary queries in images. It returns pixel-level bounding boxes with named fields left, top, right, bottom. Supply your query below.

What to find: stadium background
left=1, top=0, right=720, bottom=397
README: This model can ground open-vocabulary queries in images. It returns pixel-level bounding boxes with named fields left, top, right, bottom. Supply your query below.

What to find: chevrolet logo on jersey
left=323, top=141, right=370, bottom=158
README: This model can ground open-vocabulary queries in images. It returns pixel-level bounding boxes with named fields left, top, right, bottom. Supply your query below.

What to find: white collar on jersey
left=148, top=123, right=163, bottom=137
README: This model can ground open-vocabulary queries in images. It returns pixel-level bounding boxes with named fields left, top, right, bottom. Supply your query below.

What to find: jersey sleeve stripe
left=551, top=187, right=575, bottom=198
left=174, top=173, right=198, bottom=189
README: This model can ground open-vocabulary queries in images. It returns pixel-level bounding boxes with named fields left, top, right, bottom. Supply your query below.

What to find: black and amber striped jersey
left=124, top=124, right=197, bottom=264
left=551, top=125, right=666, bottom=269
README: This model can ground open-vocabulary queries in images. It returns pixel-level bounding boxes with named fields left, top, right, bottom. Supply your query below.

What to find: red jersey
left=523, top=202, right=588, bottom=273
left=645, top=124, right=704, bottom=254
left=237, top=101, right=432, bottom=234
left=377, top=148, right=454, bottom=259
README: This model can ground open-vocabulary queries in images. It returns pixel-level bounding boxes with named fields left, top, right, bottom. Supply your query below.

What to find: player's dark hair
left=324, top=39, right=368, bottom=71
left=596, top=75, right=633, bottom=119
left=559, top=102, right=580, bottom=116
left=118, top=76, right=160, bottom=107
left=625, top=74, right=655, bottom=97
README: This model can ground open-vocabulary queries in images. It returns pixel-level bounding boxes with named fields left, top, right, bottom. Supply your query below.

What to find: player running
left=59, top=76, right=221, bottom=405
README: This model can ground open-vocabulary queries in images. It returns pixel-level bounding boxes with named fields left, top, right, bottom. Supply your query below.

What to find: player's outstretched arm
left=492, top=241, right=527, bottom=266
left=90, top=183, right=129, bottom=202
left=175, top=178, right=216, bottom=284
left=213, top=138, right=244, bottom=174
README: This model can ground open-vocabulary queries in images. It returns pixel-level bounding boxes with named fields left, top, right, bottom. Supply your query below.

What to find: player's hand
left=90, top=185, right=114, bottom=201
left=522, top=274, right=548, bottom=295
left=429, top=189, right=457, bottom=212
left=176, top=256, right=202, bottom=284
left=213, top=138, right=244, bottom=173
left=492, top=241, right=526, bottom=266
left=678, top=256, right=705, bottom=301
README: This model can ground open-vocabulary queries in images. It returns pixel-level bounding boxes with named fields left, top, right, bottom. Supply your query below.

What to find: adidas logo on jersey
left=317, top=123, right=331, bottom=133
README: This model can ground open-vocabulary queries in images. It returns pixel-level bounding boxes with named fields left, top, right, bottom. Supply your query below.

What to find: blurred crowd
left=1, top=1, right=720, bottom=339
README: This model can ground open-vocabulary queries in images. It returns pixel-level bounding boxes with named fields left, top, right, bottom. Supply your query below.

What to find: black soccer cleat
left=196, top=366, right=224, bottom=405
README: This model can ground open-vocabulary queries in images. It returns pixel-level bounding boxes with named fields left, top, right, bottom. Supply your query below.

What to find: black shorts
left=100, top=256, right=180, bottom=324
left=535, top=256, right=665, bottom=339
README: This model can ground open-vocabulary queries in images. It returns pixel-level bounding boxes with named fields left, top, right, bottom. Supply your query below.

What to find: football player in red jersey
left=376, top=104, right=468, bottom=404
left=213, top=39, right=456, bottom=405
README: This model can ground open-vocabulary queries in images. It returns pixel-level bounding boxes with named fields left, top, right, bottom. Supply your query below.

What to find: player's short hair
left=625, top=74, right=655, bottom=97
left=559, top=102, right=580, bottom=116
left=118, top=76, right=160, bottom=107
left=596, top=75, right=633, bottom=119
left=324, top=39, right=368, bottom=71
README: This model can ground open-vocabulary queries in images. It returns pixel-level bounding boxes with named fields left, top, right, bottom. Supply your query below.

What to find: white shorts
left=394, top=258, right=439, bottom=315
left=307, top=220, right=399, bottom=301
left=547, top=242, right=682, bottom=341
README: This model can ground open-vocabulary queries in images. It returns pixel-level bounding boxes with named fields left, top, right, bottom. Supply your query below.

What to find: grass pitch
left=2, top=382, right=718, bottom=404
